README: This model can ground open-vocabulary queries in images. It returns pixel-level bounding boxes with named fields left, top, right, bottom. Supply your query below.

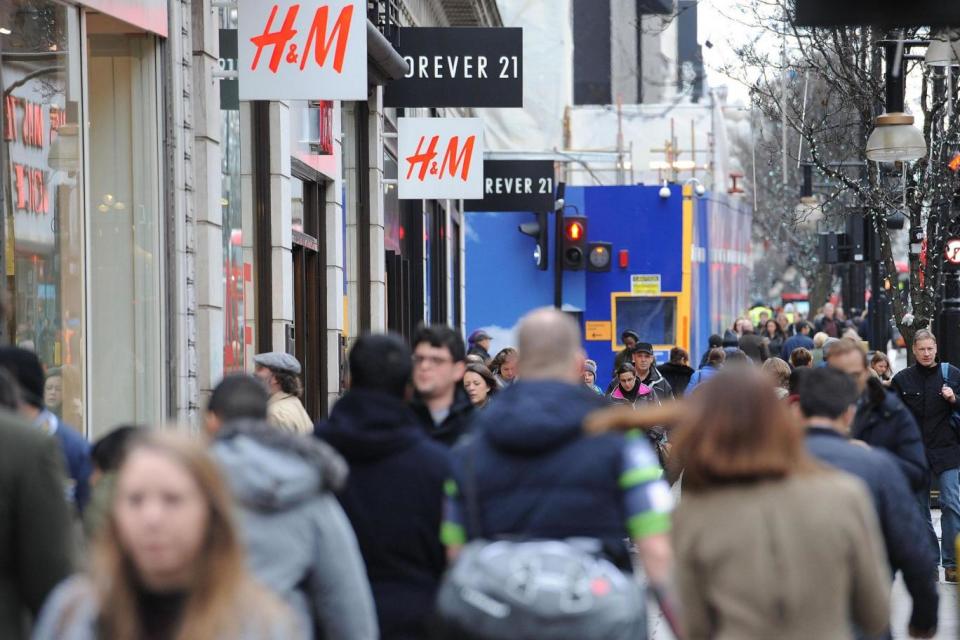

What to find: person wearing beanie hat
left=612, top=329, right=641, bottom=376
left=699, top=334, right=724, bottom=369
left=583, top=359, right=602, bottom=395
left=0, top=346, right=91, bottom=512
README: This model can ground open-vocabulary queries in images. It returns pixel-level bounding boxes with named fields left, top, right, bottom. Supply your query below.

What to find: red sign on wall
left=238, top=0, right=367, bottom=100
left=398, top=118, right=484, bottom=200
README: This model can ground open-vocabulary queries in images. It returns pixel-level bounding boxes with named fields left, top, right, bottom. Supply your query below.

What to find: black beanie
left=0, top=346, right=45, bottom=408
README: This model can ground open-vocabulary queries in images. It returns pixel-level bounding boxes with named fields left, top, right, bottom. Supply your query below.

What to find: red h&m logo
left=250, top=3, right=353, bottom=74
left=405, top=135, right=477, bottom=183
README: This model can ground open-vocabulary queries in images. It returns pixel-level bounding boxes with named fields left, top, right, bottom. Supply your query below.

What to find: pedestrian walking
left=33, top=432, right=298, bottom=640
left=762, top=318, right=786, bottom=358
left=790, top=346, right=814, bottom=369
left=463, top=362, right=498, bottom=410
left=797, top=367, right=938, bottom=638
left=811, top=332, right=829, bottom=366
left=670, top=368, right=891, bottom=640
left=0, top=346, right=91, bottom=513
left=613, top=329, right=640, bottom=374
left=892, top=329, right=960, bottom=582
left=781, top=320, right=814, bottom=360
left=466, top=329, right=492, bottom=364
left=0, top=368, right=73, bottom=640
left=687, top=348, right=724, bottom=392
left=871, top=351, right=893, bottom=386
left=84, top=425, right=143, bottom=539
left=409, top=325, right=474, bottom=446
left=317, top=334, right=451, bottom=640
left=738, top=321, right=770, bottom=363
left=253, top=351, right=313, bottom=435
left=658, top=347, right=694, bottom=397
left=490, top=347, right=519, bottom=387
left=697, top=333, right=723, bottom=369
left=816, top=302, right=841, bottom=338
left=826, top=338, right=927, bottom=493
left=761, top=356, right=791, bottom=399
left=204, top=374, right=378, bottom=639
left=606, top=362, right=652, bottom=406
left=582, top=359, right=603, bottom=395
left=441, top=308, right=672, bottom=581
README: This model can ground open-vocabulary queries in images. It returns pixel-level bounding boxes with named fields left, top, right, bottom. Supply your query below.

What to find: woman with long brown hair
left=33, top=432, right=298, bottom=640
left=670, top=368, right=891, bottom=640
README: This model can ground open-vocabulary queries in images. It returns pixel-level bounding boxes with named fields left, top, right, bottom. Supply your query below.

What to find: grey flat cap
left=253, top=351, right=302, bottom=375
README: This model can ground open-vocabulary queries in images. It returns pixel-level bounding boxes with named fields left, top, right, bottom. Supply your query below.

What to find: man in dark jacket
left=798, top=367, right=938, bottom=638
left=816, top=302, right=841, bottom=338
left=410, top=325, right=474, bottom=446
left=442, top=308, right=672, bottom=586
left=892, top=329, right=960, bottom=582
left=0, top=347, right=91, bottom=513
left=605, top=342, right=673, bottom=400
left=317, top=334, right=451, bottom=640
left=698, top=334, right=723, bottom=369
left=658, top=347, right=694, bottom=398
left=205, top=375, right=378, bottom=639
left=612, top=329, right=640, bottom=375
left=781, top=321, right=815, bottom=360
left=825, top=338, right=927, bottom=493
left=466, top=329, right=492, bottom=363
left=0, top=372, right=74, bottom=640
left=738, top=322, right=770, bottom=363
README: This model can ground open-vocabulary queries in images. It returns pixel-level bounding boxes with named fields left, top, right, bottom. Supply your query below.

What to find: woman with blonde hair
left=761, top=356, right=792, bottom=399
left=33, top=432, right=298, bottom=640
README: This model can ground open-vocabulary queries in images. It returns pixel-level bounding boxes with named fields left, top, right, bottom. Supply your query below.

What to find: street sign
left=383, top=27, right=523, bottom=108
left=398, top=118, right=484, bottom=200
left=238, top=0, right=367, bottom=100
left=463, top=160, right=555, bottom=212
left=947, top=238, right=960, bottom=265
left=794, top=0, right=960, bottom=26
left=219, top=29, right=239, bottom=110
left=585, top=321, right=612, bottom=341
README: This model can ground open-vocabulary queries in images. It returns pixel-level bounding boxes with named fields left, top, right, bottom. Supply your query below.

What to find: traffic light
left=587, top=242, right=612, bottom=272
left=518, top=211, right=548, bottom=270
left=562, top=215, right=587, bottom=270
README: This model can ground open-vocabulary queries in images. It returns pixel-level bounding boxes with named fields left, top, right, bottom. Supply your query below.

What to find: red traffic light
left=566, top=221, right=584, bottom=241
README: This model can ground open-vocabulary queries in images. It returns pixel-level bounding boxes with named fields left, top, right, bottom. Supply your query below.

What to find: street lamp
left=866, top=41, right=927, bottom=163
left=925, top=30, right=960, bottom=67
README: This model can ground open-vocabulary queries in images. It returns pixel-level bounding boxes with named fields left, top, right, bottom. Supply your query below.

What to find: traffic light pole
left=554, top=182, right=566, bottom=310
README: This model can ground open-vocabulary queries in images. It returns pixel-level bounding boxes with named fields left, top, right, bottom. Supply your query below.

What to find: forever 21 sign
left=464, top=161, right=555, bottom=213
left=384, top=27, right=523, bottom=108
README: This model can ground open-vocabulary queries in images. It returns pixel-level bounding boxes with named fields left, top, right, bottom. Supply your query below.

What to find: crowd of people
left=1, top=298, right=957, bottom=639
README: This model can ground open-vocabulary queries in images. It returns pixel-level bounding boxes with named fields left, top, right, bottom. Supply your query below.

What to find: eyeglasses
left=412, top=354, right=453, bottom=367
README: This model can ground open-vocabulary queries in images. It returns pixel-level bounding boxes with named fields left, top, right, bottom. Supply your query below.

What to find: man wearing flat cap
left=466, top=329, right=493, bottom=364
left=253, top=352, right=313, bottom=435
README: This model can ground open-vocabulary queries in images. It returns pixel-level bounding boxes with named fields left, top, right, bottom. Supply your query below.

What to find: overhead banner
left=464, top=160, right=555, bottom=212
left=238, top=0, right=367, bottom=100
left=398, top=118, right=484, bottom=200
left=384, top=27, right=523, bottom=108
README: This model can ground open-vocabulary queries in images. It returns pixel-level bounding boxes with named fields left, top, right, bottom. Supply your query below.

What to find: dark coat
left=317, top=390, right=451, bottom=640
left=657, top=362, right=694, bottom=397
left=781, top=333, right=814, bottom=360
left=410, top=386, right=475, bottom=447
left=738, top=333, right=770, bottom=363
left=450, top=380, right=638, bottom=569
left=852, top=384, right=928, bottom=492
left=604, top=365, right=673, bottom=401
left=0, top=410, right=73, bottom=639
left=806, top=427, right=938, bottom=633
left=467, top=345, right=490, bottom=363
left=53, top=420, right=92, bottom=512
left=816, top=316, right=841, bottom=338
left=612, top=347, right=633, bottom=375
left=892, top=363, right=960, bottom=474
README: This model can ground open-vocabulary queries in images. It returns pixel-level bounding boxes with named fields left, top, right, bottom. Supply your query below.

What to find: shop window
left=1, top=0, right=86, bottom=431
left=614, top=296, right=677, bottom=346
left=86, top=18, right=162, bottom=435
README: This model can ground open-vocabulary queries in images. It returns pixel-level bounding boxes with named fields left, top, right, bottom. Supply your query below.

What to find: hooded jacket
left=658, top=362, right=695, bottom=397
left=851, top=383, right=928, bottom=493
left=210, top=420, right=378, bottom=640
left=316, top=390, right=450, bottom=640
left=449, top=380, right=639, bottom=568
left=410, top=385, right=474, bottom=447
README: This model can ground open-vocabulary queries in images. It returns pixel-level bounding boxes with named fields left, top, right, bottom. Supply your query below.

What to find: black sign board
left=795, top=0, right=960, bottom=26
left=464, top=160, right=555, bottom=212
left=384, top=27, right=523, bottom=108
left=219, top=29, right=238, bottom=110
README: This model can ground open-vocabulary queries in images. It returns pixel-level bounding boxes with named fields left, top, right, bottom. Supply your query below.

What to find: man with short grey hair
left=893, top=329, right=960, bottom=582
left=441, top=307, right=673, bottom=587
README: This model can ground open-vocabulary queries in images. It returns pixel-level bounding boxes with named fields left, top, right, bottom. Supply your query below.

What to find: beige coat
left=672, top=472, right=891, bottom=640
left=267, top=393, right=313, bottom=435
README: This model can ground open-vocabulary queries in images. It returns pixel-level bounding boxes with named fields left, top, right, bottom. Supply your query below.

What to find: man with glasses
left=410, top=325, right=474, bottom=447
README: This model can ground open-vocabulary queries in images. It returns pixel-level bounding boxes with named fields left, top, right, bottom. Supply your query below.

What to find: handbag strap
left=942, top=362, right=951, bottom=385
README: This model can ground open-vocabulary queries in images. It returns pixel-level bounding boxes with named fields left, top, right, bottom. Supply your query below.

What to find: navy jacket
left=781, top=333, right=814, bottom=360
left=892, top=363, right=960, bottom=474
left=450, top=380, right=636, bottom=569
left=316, top=389, right=451, bottom=640
left=806, top=427, right=938, bottom=633
left=852, top=385, right=928, bottom=493
left=53, top=420, right=91, bottom=513
left=410, top=386, right=474, bottom=447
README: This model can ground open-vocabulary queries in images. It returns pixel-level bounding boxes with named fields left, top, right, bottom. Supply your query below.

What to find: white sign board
left=398, top=118, right=484, bottom=200
left=238, top=0, right=367, bottom=100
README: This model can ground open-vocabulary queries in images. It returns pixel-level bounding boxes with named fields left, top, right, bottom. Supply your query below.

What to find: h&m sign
left=398, top=118, right=484, bottom=200
left=238, top=0, right=367, bottom=100
left=464, top=160, right=555, bottom=212
left=384, top=28, right=523, bottom=108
